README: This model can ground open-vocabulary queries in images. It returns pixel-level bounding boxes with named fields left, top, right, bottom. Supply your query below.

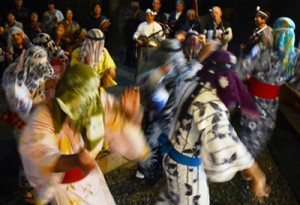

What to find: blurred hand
left=197, top=41, right=218, bottom=62
left=78, top=149, right=97, bottom=175
left=120, top=87, right=140, bottom=119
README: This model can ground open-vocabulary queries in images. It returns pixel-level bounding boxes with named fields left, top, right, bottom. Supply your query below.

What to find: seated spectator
left=24, top=11, right=45, bottom=41
left=6, top=27, right=31, bottom=63
left=0, top=11, right=23, bottom=46
left=11, top=0, right=30, bottom=25
left=85, top=2, right=110, bottom=33
left=42, top=0, right=64, bottom=34
left=58, top=8, right=80, bottom=53
left=66, top=27, right=87, bottom=54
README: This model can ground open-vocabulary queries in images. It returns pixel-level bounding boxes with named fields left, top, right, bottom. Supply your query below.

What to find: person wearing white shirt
left=133, top=8, right=165, bottom=76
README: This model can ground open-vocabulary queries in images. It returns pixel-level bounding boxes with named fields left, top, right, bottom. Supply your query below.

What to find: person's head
left=55, top=23, right=65, bottom=37
left=211, top=6, right=222, bottom=24
left=131, top=1, right=140, bottom=12
left=199, top=49, right=259, bottom=118
left=3, top=46, right=56, bottom=120
left=54, top=63, right=103, bottom=149
left=273, top=17, right=296, bottom=78
left=140, top=39, right=186, bottom=74
left=176, top=0, right=185, bottom=13
left=145, top=9, right=156, bottom=23
left=48, top=0, right=55, bottom=11
left=29, top=11, right=39, bottom=22
left=255, top=7, right=270, bottom=27
left=80, top=28, right=105, bottom=67
left=65, top=8, right=74, bottom=21
left=14, top=0, right=23, bottom=9
left=183, top=30, right=202, bottom=61
left=187, top=9, right=197, bottom=21
left=7, top=27, right=30, bottom=52
left=33, top=32, right=67, bottom=60
left=6, top=11, right=16, bottom=24
left=92, top=2, right=102, bottom=16
left=152, top=0, right=161, bottom=12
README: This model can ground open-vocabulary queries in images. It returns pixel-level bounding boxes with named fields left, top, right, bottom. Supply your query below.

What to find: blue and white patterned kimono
left=136, top=60, right=201, bottom=179
left=156, top=67, right=254, bottom=205
left=237, top=43, right=300, bottom=158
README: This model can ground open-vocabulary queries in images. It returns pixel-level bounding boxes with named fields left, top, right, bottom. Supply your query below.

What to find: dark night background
left=0, top=0, right=300, bottom=55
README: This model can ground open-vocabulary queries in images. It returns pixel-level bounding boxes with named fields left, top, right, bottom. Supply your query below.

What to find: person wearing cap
left=156, top=49, right=270, bottom=205
left=18, top=63, right=150, bottom=205
left=133, top=8, right=165, bottom=76
left=237, top=17, right=300, bottom=164
left=71, top=28, right=117, bottom=90
left=203, top=6, right=232, bottom=50
left=241, top=7, right=272, bottom=49
left=42, top=0, right=64, bottom=35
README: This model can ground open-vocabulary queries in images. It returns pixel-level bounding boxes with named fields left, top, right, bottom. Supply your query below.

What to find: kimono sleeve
left=237, top=43, right=263, bottom=81
left=19, top=105, right=63, bottom=188
left=193, top=95, right=254, bottom=182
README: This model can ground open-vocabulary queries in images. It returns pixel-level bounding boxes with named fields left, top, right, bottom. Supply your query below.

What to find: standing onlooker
left=152, top=0, right=168, bottom=25
left=42, top=0, right=64, bottom=35
left=123, top=1, right=145, bottom=67
left=24, top=11, right=45, bottom=41
left=85, top=2, right=111, bottom=33
left=203, top=6, right=232, bottom=50
left=11, top=0, right=30, bottom=25
left=241, top=7, right=272, bottom=50
left=180, top=9, right=202, bottom=34
left=133, top=9, right=165, bottom=76
left=167, top=0, right=186, bottom=38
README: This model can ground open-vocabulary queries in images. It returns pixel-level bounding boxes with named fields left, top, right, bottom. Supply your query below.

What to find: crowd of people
left=0, top=0, right=300, bottom=205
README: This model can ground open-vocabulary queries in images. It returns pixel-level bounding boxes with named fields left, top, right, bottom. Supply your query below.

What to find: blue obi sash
left=158, top=133, right=201, bottom=167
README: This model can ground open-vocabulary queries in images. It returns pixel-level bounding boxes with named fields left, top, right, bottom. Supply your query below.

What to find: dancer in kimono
left=19, top=63, right=150, bottom=205
left=135, top=39, right=195, bottom=179
left=71, top=28, right=117, bottom=89
left=237, top=17, right=299, bottom=160
left=135, top=38, right=215, bottom=180
left=1, top=46, right=57, bottom=204
left=156, top=50, right=270, bottom=205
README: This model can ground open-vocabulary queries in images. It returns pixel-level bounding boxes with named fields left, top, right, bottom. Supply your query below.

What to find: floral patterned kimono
left=19, top=64, right=149, bottom=205
left=156, top=63, right=254, bottom=205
